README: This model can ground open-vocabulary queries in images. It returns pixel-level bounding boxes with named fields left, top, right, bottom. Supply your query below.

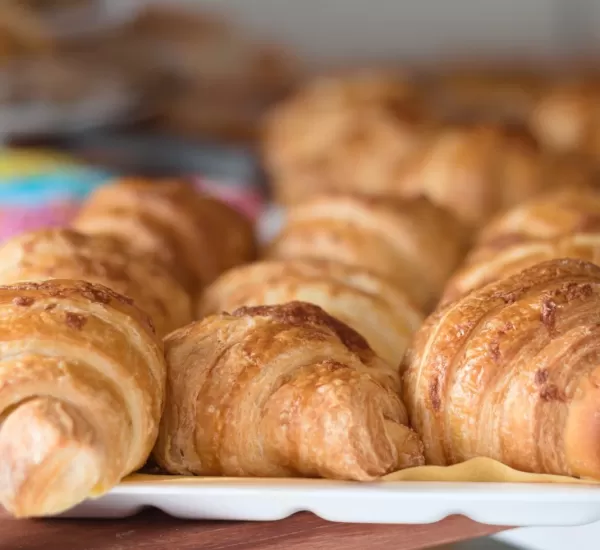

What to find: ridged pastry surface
left=74, top=178, right=257, bottom=293
left=198, top=259, right=424, bottom=366
left=0, top=228, right=192, bottom=337
left=0, top=279, right=165, bottom=517
left=441, top=188, right=600, bottom=305
left=267, top=195, right=467, bottom=311
left=404, top=258, right=600, bottom=478
left=155, top=301, right=424, bottom=480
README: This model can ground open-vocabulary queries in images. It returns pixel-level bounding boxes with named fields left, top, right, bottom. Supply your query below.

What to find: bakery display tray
left=63, top=479, right=600, bottom=527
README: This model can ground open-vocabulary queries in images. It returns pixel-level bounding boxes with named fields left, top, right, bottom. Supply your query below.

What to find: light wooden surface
left=0, top=509, right=508, bottom=550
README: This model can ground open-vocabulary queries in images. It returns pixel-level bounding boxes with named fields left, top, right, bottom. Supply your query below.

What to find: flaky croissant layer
left=155, top=301, right=424, bottom=480
left=0, top=280, right=166, bottom=518
left=404, top=258, right=600, bottom=479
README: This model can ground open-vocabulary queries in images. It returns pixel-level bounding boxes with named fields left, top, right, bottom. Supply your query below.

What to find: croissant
left=198, top=259, right=423, bottom=367
left=73, top=178, right=257, bottom=294
left=0, top=228, right=193, bottom=337
left=404, top=258, right=600, bottom=478
left=155, top=301, right=424, bottom=480
left=263, top=70, right=429, bottom=204
left=441, top=188, right=600, bottom=305
left=427, top=67, right=547, bottom=122
left=266, top=195, right=468, bottom=311
left=394, top=122, right=552, bottom=228
left=530, top=79, right=600, bottom=159
left=0, top=279, right=165, bottom=517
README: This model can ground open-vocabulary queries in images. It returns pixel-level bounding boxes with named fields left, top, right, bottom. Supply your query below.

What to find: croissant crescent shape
left=0, top=280, right=165, bottom=517
left=73, top=178, right=256, bottom=293
left=198, top=259, right=423, bottom=367
left=155, top=301, right=424, bottom=480
left=0, top=228, right=193, bottom=337
left=266, top=195, right=467, bottom=311
left=404, top=258, right=600, bottom=478
left=441, top=188, right=600, bottom=306
left=263, top=71, right=428, bottom=204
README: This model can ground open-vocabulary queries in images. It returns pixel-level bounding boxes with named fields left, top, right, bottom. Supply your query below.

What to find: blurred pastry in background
left=440, top=186, right=600, bottom=306
left=263, top=70, right=428, bottom=203
left=427, top=65, right=548, bottom=123
left=114, top=3, right=300, bottom=143
left=530, top=78, right=600, bottom=161
left=395, top=121, right=554, bottom=228
left=74, top=178, right=257, bottom=295
left=267, top=195, right=468, bottom=312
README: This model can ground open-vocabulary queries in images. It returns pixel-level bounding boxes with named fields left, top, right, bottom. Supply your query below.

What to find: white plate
left=62, top=479, right=600, bottom=527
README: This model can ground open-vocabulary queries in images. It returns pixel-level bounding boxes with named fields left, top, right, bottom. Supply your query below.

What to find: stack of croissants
left=4, top=67, right=600, bottom=520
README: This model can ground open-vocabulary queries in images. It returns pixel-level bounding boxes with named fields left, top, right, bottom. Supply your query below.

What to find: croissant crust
left=155, top=301, right=424, bottom=480
left=404, top=258, right=600, bottom=479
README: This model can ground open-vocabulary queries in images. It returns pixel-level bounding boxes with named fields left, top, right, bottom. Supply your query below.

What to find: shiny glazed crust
left=155, top=301, right=424, bottom=480
left=0, top=279, right=166, bottom=517
left=198, top=259, right=424, bottom=367
left=404, top=258, right=600, bottom=478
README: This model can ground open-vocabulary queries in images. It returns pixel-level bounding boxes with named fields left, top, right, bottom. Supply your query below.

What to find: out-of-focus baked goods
left=0, top=279, right=165, bottom=517
left=198, top=259, right=423, bottom=366
left=154, top=301, right=424, bottom=480
left=263, top=71, right=428, bottom=203
left=394, top=122, right=552, bottom=228
left=73, top=178, right=257, bottom=295
left=440, top=187, right=600, bottom=305
left=428, top=66, right=547, bottom=122
left=0, top=228, right=193, bottom=337
left=404, top=258, right=600, bottom=479
left=531, top=79, right=600, bottom=160
left=267, top=195, right=468, bottom=311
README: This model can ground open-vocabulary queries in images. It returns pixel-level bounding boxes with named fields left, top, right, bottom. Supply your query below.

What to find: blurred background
left=2, top=2, right=600, bottom=548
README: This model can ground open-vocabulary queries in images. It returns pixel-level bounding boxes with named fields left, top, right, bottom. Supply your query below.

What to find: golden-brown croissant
left=263, top=70, right=429, bottom=204
left=0, top=228, right=193, bottom=337
left=440, top=188, right=600, bottom=305
left=0, top=279, right=165, bottom=517
left=155, top=301, right=424, bottom=480
left=266, top=195, right=468, bottom=311
left=530, top=79, right=600, bottom=159
left=395, top=122, right=550, bottom=228
left=73, top=178, right=257, bottom=294
left=404, top=258, right=600, bottom=478
left=198, top=259, right=423, bottom=367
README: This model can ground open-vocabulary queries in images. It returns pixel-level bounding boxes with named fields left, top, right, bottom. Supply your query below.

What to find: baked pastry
left=155, top=301, right=424, bottom=480
left=266, top=195, right=468, bottom=311
left=73, top=178, right=257, bottom=294
left=395, top=122, right=550, bottom=228
left=198, top=259, right=423, bottom=366
left=0, top=279, right=165, bottom=517
left=440, top=187, right=600, bottom=306
left=530, top=79, right=600, bottom=159
left=428, top=67, right=547, bottom=122
left=0, top=228, right=193, bottom=337
left=403, top=258, right=600, bottom=478
left=263, top=70, right=428, bottom=203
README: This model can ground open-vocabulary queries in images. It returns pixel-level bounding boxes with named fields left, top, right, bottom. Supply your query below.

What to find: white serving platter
left=63, top=479, right=600, bottom=527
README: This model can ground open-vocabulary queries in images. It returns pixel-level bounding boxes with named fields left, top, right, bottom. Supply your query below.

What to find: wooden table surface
left=0, top=509, right=507, bottom=550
